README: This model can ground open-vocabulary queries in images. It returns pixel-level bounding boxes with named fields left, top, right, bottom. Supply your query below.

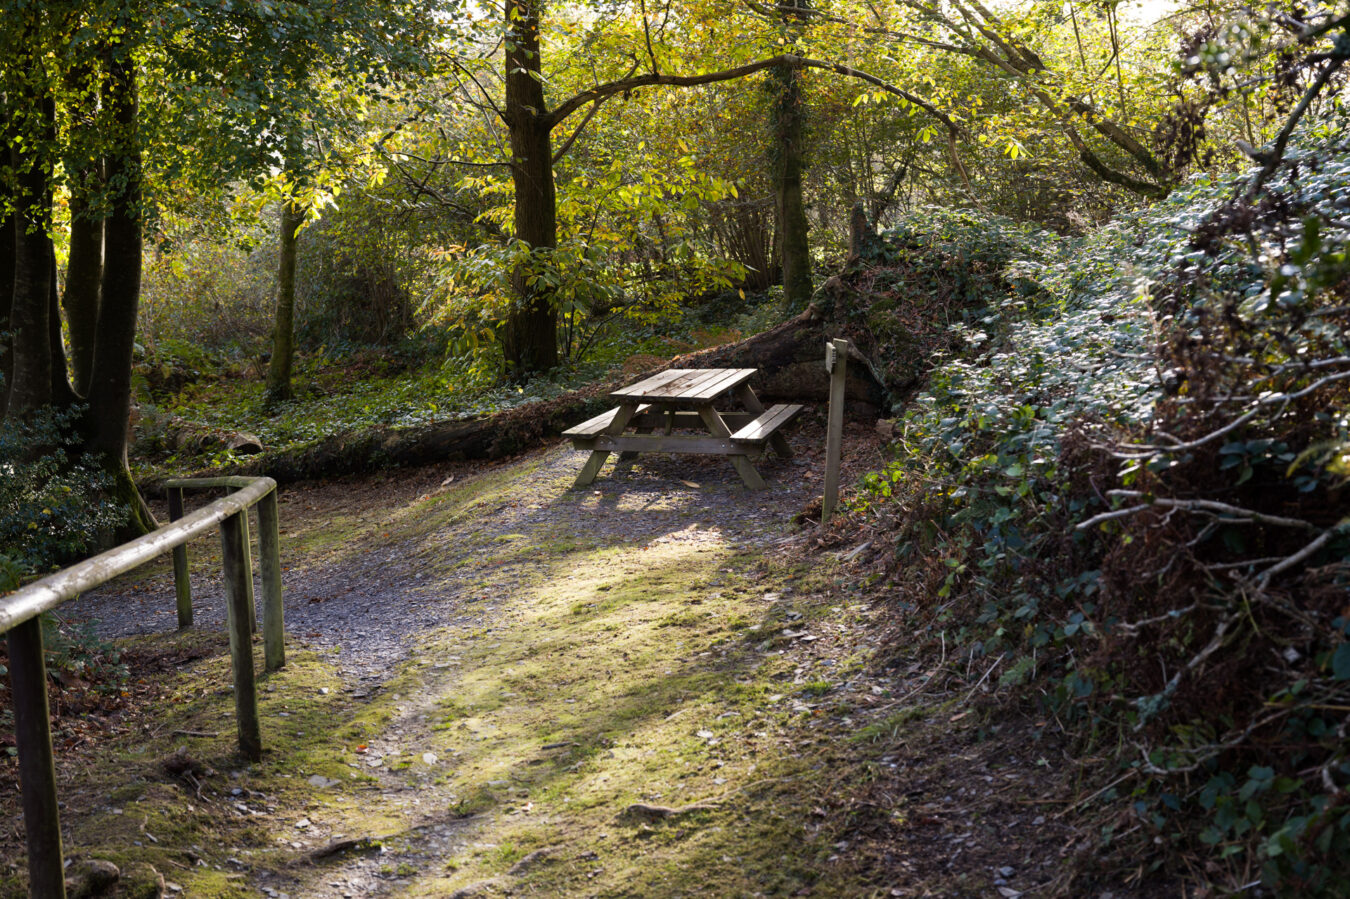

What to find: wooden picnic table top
left=610, top=368, right=757, bottom=405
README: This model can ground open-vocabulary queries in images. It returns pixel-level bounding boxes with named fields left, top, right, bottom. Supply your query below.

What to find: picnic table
left=563, top=368, right=803, bottom=490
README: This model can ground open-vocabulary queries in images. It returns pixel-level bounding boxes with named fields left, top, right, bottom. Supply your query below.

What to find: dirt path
left=6, top=423, right=1091, bottom=898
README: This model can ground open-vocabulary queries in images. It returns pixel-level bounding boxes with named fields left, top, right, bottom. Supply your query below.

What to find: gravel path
left=69, top=423, right=848, bottom=678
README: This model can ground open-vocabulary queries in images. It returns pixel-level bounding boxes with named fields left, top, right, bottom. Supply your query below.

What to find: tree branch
left=742, top=0, right=975, bottom=56
left=548, top=55, right=780, bottom=126
left=1077, top=491, right=1319, bottom=532
left=552, top=98, right=605, bottom=164
left=546, top=53, right=961, bottom=135
left=903, top=0, right=1171, bottom=195
left=1242, top=32, right=1349, bottom=200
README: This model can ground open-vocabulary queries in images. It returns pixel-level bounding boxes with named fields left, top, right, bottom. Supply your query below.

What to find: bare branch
left=1243, top=32, right=1349, bottom=200
left=1077, top=491, right=1319, bottom=532
left=1134, top=611, right=1242, bottom=732
left=1106, top=407, right=1262, bottom=457
left=639, top=0, right=660, bottom=74
left=1257, top=523, right=1348, bottom=588
left=1114, top=602, right=1201, bottom=635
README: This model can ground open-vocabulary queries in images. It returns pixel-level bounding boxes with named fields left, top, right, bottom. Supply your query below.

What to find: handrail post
left=240, top=510, right=257, bottom=635
left=8, top=618, right=67, bottom=898
left=257, top=490, right=285, bottom=671
left=220, top=512, right=263, bottom=761
left=823, top=337, right=849, bottom=524
left=167, top=485, right=192, bottom=628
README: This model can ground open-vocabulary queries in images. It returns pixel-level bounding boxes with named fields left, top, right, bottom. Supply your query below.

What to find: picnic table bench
left=564, top=368, right=803, bottom=489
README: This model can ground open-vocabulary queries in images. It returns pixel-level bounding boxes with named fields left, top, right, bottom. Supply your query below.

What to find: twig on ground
left=960, top=652, right=1006, bottom=706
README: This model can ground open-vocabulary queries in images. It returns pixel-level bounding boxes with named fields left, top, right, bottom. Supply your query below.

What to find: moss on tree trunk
left=266, top=196, right=304, bottom=403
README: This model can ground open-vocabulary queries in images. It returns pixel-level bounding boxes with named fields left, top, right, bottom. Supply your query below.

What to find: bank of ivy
left=853, top=110, right=1350, bottom=894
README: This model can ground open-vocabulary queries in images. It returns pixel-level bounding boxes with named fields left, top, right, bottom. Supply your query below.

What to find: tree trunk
left=87, top=46, right=154, bottom=536
left=1, top=206, right=14, bottom=419
left=265, top=196, right=303, bottom=403
left=63, top=193, right=104, bottom=398
left=6, top=106, right=57, bottom=416
left=772, top=11, right=813, bottom=311
left=63, top=58, right=104, bottom=398
left=502, top=0, right=560, bottom=380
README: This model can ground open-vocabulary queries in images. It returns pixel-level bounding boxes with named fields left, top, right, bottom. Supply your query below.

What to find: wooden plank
left=666, top=368, right=733, bottom=400
left=637, top=368, right=727, bottom=400
left=734, top=382, right=765, bottom=414
left=682, top=368, right=757, bottom=403
left=258, top=491, right=285, bottom=672
left=576, top=434, right=744, bottom=454
left=697, top=406, right=766, bottom=489
left=734, top=384, right=793, bottom=458
left=618, top=421, right=656, bottom=461
left=1, top=477, right=278, bottom=634
left=629, top=410, right=753, bottom=430
left=611, top=369, right=704, bottom=401
left=610, top=368, right=689, bottom=399
left=823, top=338, right=848, bottom=523
left=167, top=486, right=192, bottom=629
left=730, top=404, right=804, bottom=443
left=221, top=512, right=262, bottom=761
left=240, top=512, right=256, bottom=635
left=563, top=403, right=650, bottom=437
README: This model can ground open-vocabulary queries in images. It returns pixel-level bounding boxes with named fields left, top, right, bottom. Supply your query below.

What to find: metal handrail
left=1, top=476, right=285, bottom=899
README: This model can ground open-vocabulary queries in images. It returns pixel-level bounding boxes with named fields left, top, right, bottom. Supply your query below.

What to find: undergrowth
left=822, top=206, right=1051, bottom=392
left=844, top=110, right=1350, bottom=894
left=0, top=409, right=134, bottom=768
left=131, top=306, right=759, bottom=475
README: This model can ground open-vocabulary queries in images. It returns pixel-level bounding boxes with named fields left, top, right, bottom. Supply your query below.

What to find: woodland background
left=2, top=0, right=1349, bottom=893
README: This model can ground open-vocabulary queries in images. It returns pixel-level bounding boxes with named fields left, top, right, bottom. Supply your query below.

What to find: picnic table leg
left=697, top=406, right=766, bottom=490
left=618, top=423, right=653, bottom=462
left=734, top=384, right=794, bottom=459
left=574, top=403, right=639, bottom=487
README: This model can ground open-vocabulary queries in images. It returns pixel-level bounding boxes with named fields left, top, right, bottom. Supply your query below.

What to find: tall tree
left=450, top=0, right=965, bottom=378
left=1, top=0, right=442, bottom=538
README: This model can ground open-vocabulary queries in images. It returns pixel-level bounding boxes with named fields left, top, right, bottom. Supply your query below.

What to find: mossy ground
left=3, top=437, right=1079, bottom=897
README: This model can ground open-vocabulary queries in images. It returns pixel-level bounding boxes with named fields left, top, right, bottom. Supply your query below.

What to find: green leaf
left=1332, top=642, right=1350, bottom=681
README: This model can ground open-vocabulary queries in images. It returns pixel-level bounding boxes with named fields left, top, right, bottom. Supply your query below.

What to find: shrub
left=822, top=206, right=1050, bottom=393
left=851, top=110, right=1350, bottom=892
left=0, top=406, right=128, bottom=581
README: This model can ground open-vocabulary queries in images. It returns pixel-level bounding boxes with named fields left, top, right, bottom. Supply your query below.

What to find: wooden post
left=220, top=512, right=263, bottom=761
left=822, top=338, right=848, bottom=523
left=8, top=618, right=67, bottom=899
left=257, top=491, right=285, bottom=672
left=167, top=486, right=192, bottom=628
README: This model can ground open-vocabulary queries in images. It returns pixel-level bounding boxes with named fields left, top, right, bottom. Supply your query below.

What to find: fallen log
left=143, top=304, right=886, bottom=487
left=668, top=301, right=887, bottom=410
left=137, top=416, right=265, bottom=456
